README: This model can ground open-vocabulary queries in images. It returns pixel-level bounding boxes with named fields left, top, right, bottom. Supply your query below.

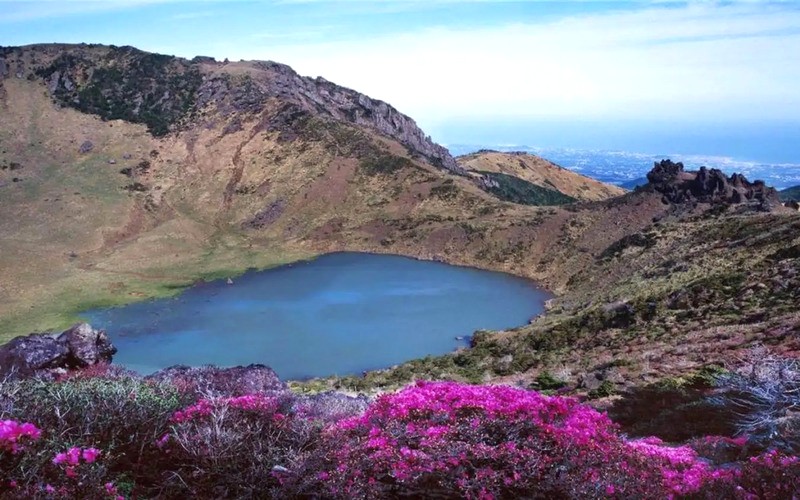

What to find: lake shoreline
left=80, top=252, right=551, bottom=381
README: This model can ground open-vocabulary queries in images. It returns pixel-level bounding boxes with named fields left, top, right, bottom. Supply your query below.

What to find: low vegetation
left=35, top=47, right=203, bottom=136
left=478, top=171, right=576, bottom=206
left=2, top=365, right=800, bottom=498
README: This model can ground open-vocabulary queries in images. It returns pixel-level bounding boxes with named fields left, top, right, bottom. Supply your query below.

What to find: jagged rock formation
left=0, top=323, right=117, bottom=379
left=646, top=159, right=781, bottom=210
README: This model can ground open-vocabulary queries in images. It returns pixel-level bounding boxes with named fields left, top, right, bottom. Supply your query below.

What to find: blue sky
left=2, top=1, right=799, bottom=161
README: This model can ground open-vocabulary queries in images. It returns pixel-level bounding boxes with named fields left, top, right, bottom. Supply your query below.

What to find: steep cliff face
left=1, top=44, right=462, bottom=175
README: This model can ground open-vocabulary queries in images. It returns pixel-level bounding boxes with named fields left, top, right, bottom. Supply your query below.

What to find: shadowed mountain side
left=780, top=185, right=800, bottom=202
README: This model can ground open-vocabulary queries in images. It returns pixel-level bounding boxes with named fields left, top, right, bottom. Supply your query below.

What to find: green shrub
left=588, top=380, right=617, bottom=399
left=359, top=153, right=415, bottom=176
left=478, top=171, right=576, bottom=206
left=534, top=371, right=567, bottom=391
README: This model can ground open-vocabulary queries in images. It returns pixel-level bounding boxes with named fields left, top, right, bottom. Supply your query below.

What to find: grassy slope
left=458, top=151, right=627, bottom=202
left=0, top=79, right=311, bottom=335
left=780, top=185, right=800, bottom=201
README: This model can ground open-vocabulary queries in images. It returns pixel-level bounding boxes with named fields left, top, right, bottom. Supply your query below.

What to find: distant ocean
left=447, top=145, right=800, bottom=190
left=439, top=121, right=800, bottom=189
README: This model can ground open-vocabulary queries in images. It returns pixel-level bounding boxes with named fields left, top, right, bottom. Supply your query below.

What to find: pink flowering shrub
left=288, top=382, right=717, bottom=498
left=0, top=374, right=182, bottom=496
left=45, top=446, right=124, bottom=499
left=1, top=420, right=42, bottom=492
left=0, top=420, right=41, bottom=454
left=695, top=449, right=800, bottom=499
left=4, top=375, right=800, bottom=498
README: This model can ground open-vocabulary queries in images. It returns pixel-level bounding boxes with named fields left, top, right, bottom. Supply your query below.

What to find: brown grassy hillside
left=458, top=150, right=626, bottom=201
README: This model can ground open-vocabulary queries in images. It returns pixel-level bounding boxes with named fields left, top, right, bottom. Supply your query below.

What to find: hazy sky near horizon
left=2, top=1, right=799, bottom=159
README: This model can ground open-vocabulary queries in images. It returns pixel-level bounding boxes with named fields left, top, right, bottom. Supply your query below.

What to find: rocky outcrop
left=196, top=61, right=464, bottom=175
left=242, top=199, right=286, bottom=229
left=646, top=159, right=781, bottom=210
left=78, top=140, right=94, bottom=154
left=147, top=364, right=287, bottom=397
left=0, top=323, right=117, bottom=379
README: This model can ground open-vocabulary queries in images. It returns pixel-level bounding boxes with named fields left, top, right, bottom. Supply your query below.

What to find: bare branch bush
left=712, top=346, right=800, bottom=453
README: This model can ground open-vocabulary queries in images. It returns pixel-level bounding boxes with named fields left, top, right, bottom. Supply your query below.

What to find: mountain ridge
left=2, top=43, right=463, bottom=174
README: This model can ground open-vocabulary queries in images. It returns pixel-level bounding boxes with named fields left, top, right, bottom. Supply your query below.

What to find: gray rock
left=78, top=140, right=94, bottom=154
left=0, top=58, right=8, bottom=78
left=0, top=334, right=69, bottom=377
left=147, top=364, right=288, bottom=397
left=191, top=55, right=217, bottom=64
left=647, top=159, right=782, bottom=209
left=0, top=323, right=117, bottom=379
left=47, top=71, right=61, bottom=93
left=579, top=372, right=604, bottom=391
left=242, top=199, right=286, bottom=229
left=57, top=322, right=117, bottom=367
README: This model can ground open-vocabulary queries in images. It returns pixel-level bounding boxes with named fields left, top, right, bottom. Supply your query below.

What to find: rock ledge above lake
left=0, top=322, right=117, bottom=379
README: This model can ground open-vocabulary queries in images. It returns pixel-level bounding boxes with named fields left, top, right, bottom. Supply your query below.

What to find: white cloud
left=0, top=0, right=170, bottom=23
left=229, top=2, right=800, bottom=126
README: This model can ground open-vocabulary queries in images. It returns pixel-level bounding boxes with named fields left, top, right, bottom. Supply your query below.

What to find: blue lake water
left=81, top=253, right=549, bottom=379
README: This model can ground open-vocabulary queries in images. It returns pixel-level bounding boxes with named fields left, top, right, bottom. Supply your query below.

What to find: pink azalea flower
left=67, top=446, right=81, bottom=465
left=82, top=447, right=101, bottom=463
left=53, top=452, right=68, bottom=465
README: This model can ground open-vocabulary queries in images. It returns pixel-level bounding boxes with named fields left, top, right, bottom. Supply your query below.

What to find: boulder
left=0, top=323, right=116, bottom=379
left=579, top=371, right=604, bottom=391
left=0, top=334, right=69, bottom=377
left=78, top=140, right=94, bottom=154
left=147, top=364, right=288, bottom=397
left=57, top=322, right=117, bottom=367
left=0, top=58, right=8, bottom=78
